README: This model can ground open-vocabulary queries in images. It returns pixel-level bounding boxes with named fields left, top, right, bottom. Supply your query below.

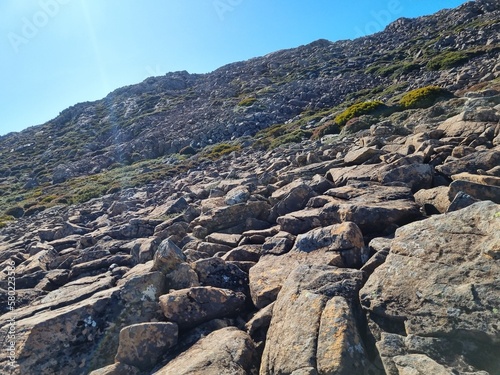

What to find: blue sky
left=0, top=0, right=468, bottom=136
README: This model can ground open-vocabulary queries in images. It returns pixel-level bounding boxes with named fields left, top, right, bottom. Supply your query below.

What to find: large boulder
left=114, top=322, right=178, bottom=371
left=153, top=327, right=258, bottom=375
left=249, top=222, right=365, bottom=309
left=436, top=150, right=500, bottom=178
left=158, top=286, right=246, bottom=328
left=260, top=265, right=370, bottom=375
left=190, top=200, right=270, bottom=237
left=360, top=201, right=500, bottom=373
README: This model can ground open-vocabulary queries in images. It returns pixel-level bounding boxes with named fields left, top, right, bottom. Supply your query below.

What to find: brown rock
left=293, top=222, right=366, bottom=268
left=190, top=201, right=270, bottom=237
left=436, top=150, right=500, bottom=178
left=89, top=363, right=141, bottom=375
left=151, top=238, right=186, bottom=274
left=115, top=322, right=178, bottom=371
left=317, top=296, right=370, bottom=375
left=414, top=186, right=451, bottom=214
left=379, top=163, right=433, bottom=192
left=269, top=180, right=316, bottom=220
left=360, top=201, right=500, bottom=345
left=451, top=172, right=500, bottom=187
left=344, top=146, right=383, bottom=165
left=191, top=256, right=248, bottom=294
left=159, top=286, right=246, bottom=328
left=448, top=179, right=500, bottom=204
left=260, top=265, right=365, bottom=374
left=153, top=327, right=258, bottom=375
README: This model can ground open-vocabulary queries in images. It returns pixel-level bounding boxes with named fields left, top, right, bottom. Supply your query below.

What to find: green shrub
left=426, top=51, right=470, bottom=71
left=0, top=214, right=15, bottom=227
left=335, top=101, right=386, bottom=127
left=399, top=86, right=451, bottom=109
left=238, top=97, right=257, bottom=107
left=206, top=143, right=241, bottom=160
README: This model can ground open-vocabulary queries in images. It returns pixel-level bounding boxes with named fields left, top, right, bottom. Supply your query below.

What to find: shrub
left=335, top=101, right=386, bottom=127
left=206, top=143, right=241, bottom=160
left=238, top=97, right=257, bottom=107
left=426, top=51, right=470, bottom=71
left=399, top=86, right=451, bottom=109
left=0, top=214, right=15, bottom=228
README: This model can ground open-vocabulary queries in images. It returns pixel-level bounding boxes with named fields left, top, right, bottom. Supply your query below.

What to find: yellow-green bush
left=238, top=97, right=257, bottom=107
left=399, top=86, right=450, bottom=109
left=206, top=143, right=241, bottom=160
left=334, top=101, right=386, bottom=127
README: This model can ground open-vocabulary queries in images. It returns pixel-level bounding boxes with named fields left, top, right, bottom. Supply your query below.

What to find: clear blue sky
left=0, top=0, right=468, bottom=136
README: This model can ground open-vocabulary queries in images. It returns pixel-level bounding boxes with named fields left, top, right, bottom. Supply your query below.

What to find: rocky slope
left=0, top=0, right=499, bottom=196
left=0, top=1, right=500, bottom=375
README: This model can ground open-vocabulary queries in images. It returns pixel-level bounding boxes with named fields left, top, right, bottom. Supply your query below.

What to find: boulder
left=249, top=222, right=364, bottom=309
left=115, top=322, right=178, bottom=371
left=260, top=265, right=367, bottom=374
left=269, top=180, right=316, bottom=220
left=89, top=363, right=141, bottom=375
left=326, top=164, right=381, bottom=187
left=293, top=222, right=366, bottom=268
left=224, top=186, right=250, bottom=205
left=191, top=257, right=248, bottom=294
left=151, top=239, right=186, bottom=274
left=153, top=327, right=258, bottom=375
left=446, top=191, right=481, bottom=212
left=158, top=286, right=246, bottom=328
left=360, top=201, right=500, bottom=372
left=379, top=163, right=433, bottom=192
left=190, top=201, right=270, bottom=237
left=436, top=150, right=500, bottom=178
left=452, top=172, right=500, bottom=187
left=344, top=146, right=383, bottom=165
left=414, top=186, right=451, bottom=214
left=448, top=179, right=500, bottom=204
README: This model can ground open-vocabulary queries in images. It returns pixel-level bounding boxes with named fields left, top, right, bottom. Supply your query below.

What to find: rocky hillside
left=0, top=1, right=500, bottom=374
left=0, top=0, right=499, bottom=214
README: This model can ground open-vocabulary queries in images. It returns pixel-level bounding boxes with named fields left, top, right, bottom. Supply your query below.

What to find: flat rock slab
left=360, top=201, right=500, bottom=342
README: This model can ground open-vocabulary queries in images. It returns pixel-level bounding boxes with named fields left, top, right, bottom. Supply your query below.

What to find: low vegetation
left=237, top=97, right=257, bottom=107
left=399, top=86, right=451, bottom=109
left=204, top=143, right=241, bottom=160
left=334, top=101, right=387, bottom=127
left=426, top=51, right=471, bottom=71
